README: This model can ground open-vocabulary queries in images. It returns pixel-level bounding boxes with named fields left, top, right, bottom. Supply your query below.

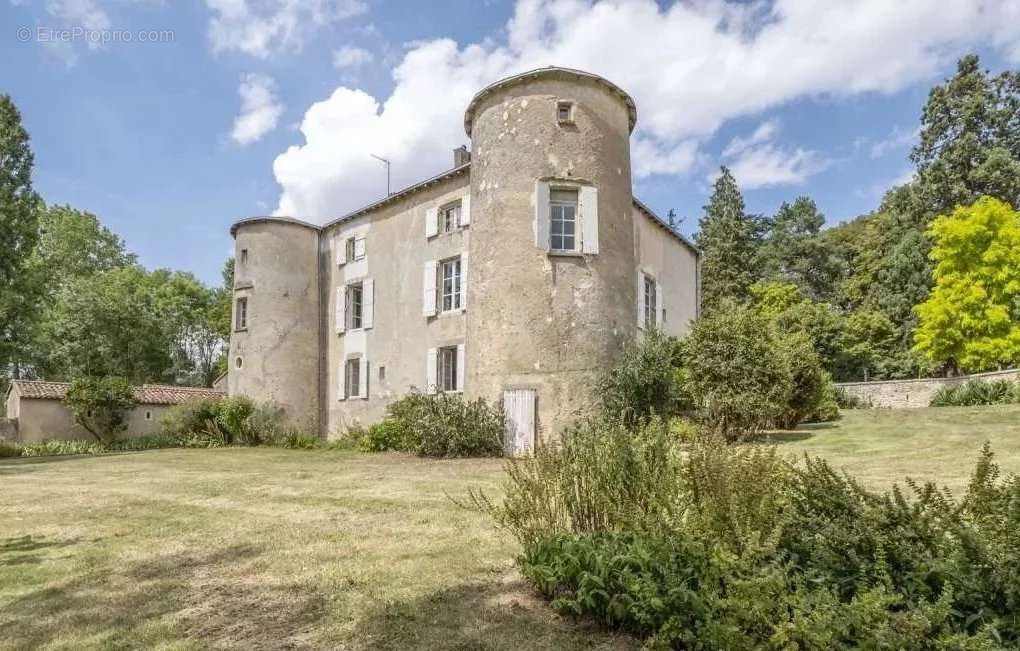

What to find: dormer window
left=557, top=101, right=574, bottom=125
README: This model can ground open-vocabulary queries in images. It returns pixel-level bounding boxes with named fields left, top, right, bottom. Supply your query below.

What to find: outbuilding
left=3, top=380, right=224, bottom=443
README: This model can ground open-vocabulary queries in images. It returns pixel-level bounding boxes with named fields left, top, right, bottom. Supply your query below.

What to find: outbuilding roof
left=7, top=380, right=224, bottom=405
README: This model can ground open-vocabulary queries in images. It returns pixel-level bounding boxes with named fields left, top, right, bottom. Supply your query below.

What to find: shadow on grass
left=351, top=574, right=636, bottom=651
left=0, top=535, right=84, bottom=566
left=0, top=543, right=327, bottom=650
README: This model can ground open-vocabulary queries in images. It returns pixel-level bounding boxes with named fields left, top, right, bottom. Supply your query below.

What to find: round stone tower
left=463, top=67, right=638, bottom=439
left=228, top=217, right=320, bottom=430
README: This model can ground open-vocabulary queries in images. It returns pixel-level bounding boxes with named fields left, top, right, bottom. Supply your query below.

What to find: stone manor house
left=228, top=67, right=700, bottom=452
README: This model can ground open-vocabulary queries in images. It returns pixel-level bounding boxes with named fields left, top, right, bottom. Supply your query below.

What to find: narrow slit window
left=644, top=274, right=657, bottom=329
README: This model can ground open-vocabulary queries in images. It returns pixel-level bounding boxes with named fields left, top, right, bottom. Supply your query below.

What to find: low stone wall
left=0, top=418, right=17, bottom=441
left=837, top=368, right=1020, bottom=409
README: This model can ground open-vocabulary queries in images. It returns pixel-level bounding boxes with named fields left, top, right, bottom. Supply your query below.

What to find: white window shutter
left=426, top=348, right=437, bottom=394
left=359, top=358, right=369, bottom=400
left=460, top=195, right=471, bottom=226
left=354, top=237, right=366, bottom=260
left=423, top=260, right=437, bottom=317
left=336, top=286, right=346, bottom=334
left=456, top=344, right=465, bottom=392
left=425, top=207, right=439, bottom=238
left=363, top=278, right=374, bottom=329
left=637, top=272, right=645, bottom=329
left=656, top=280, right=664, bottom=328
left=535, top=181, right=550, bottom=250
left=580, top=186, right=599, bottom=254
left=336, top=236, right=347, bottom=266
left=337, top=362, right=346, bottom=401
left=460, top=253, right=468, bottom=310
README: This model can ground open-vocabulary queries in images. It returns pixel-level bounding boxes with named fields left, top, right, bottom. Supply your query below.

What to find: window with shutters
left=440, top=201, right=462, bottom=233
left=346, top=282, right=363, bottom=330
left=440, top=257, right=462, bottom=312
left=549, top=188, right=578, bottom=252
left=345, top=237, right=357, bottom=262
left=438, top=346, right=458, bottom=392
left=644, top=274, right=657, bottom=329
left=345, top=358, right=360, bottom=399
left=234, top=297, right=248, bottom=331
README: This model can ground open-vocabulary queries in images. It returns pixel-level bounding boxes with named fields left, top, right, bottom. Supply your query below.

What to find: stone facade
left=0, top=418, right=16, bottom=441
left=228, top=67, right=701, bottom=442
left=837, top=369, right=1020, bottom=409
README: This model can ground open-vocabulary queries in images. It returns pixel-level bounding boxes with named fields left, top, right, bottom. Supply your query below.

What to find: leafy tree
left=913, top=54, right=1020, bottom=213
left=696, top=167, right=763, bottom=310
left=599, top=328, right=686, bottom=427
left=914, top=197, right=1020, bottom=372
left=0, top=95, right=41, bottom=383
left=64, top=376, right=135, bottom=443
left=34, top=204, right=135, bottom=288
left=36, top=266, right=175, bottom=382
left=835, top=310, right=901, bottom=381
left=761, top=197, right=841, bottom=302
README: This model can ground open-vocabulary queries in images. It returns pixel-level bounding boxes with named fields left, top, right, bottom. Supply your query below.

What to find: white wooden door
left=503, top=389, right=536, bottom=457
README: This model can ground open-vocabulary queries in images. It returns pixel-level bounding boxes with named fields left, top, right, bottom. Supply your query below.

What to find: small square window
left=345, top=358, right=360, bottom=399
left=438, top=346, right=458, bottom=393
left=557, top=101, right=574, bottom=124
left=235, top=297, right=248, bottom=331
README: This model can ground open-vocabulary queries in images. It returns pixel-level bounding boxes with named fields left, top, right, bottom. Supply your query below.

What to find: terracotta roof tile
left=8, top=380, right=224, bottom=405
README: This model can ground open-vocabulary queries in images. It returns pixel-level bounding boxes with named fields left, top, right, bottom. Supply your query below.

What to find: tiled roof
left=8, top=380, right=224, bottom=405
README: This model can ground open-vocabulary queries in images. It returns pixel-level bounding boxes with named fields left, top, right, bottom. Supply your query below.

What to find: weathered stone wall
left=466, top=72, right=636, bottom=440
left=228, top=221, right=320, bottom=430
left=0, top=418, right=17, bottom=441
left=837, top=369, right=1020, bottom=408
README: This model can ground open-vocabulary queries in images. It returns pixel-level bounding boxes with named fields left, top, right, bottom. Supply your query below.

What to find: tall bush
left=369, top=392, right=504, bottom=458
left=598, top=328, right=687, bottom=427
left=63, top=376, right=135, bottom=443
left=678, top=302, right=792, bottom=437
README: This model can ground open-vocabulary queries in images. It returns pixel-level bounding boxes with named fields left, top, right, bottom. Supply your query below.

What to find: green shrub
left=213, top=395, right=257, bottom=444
left=267, top=429, right=321, bottom=449
left=160, top=398, right=221, bottom=439
left=497, top=428, right=1020, bottom=648
left=0, top=441, right=22, bottom=458
left=806, top=374, right=841, bottom=422
left=930, top=379, right=1020, bottom=406
left=678, top=302, right=793, bottom=438
left=19, top=439, right=107, bottom=457
left=378, top=392, right=503, bottom=458
left=358, top=419, right=412, bottom=452
left=598, top=328, right=687, bottom=427
left=776, top=332, right=831, bottom=429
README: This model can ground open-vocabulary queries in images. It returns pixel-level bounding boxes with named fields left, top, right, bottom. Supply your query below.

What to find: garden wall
left=837, top=368, right=1020, bottom=408
left=0, top=418, right=17, bottom=441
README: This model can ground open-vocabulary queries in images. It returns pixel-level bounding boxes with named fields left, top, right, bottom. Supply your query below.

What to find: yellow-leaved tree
left=914, top=197, right=1020, bottom=372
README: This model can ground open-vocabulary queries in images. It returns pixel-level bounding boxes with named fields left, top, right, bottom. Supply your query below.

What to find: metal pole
left=370, top=154, right=391, bottom=196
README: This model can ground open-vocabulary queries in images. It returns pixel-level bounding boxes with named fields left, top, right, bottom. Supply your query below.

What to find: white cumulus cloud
left=231, top=73, right=283, bottom=145
left=720, top=119, right=832, bottom=188
left=271, top=0, right=1020, bottom=221
left=206, top=0, right=367, bottom=58
left=332, top=45, right=373, bottom=68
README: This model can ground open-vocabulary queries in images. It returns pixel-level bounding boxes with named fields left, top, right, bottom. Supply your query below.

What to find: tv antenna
left=370, top=154, right=391, bottom=196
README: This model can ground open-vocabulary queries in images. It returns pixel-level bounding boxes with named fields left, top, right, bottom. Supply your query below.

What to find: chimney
left=453, top=145, right=471, bottom=167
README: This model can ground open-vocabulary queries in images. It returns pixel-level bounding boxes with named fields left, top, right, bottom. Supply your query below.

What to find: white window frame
left=438, top=346, right=458, bottom=393
left=346, top=282, right=364, bottom=330
left=345, top=358, right=360, bottom=400
left=439, top=201, right=462, bottom=233
left=234, top=297, right=248, bottom=331
left=643, top=274, right=657, bottom=330
left=440, top=256, right=463, bottom=313
left=549, top=187, right=579, bottom=253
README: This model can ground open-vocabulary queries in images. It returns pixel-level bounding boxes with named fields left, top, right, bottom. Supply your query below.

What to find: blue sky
left=3, top=0, right=1018, bottom=286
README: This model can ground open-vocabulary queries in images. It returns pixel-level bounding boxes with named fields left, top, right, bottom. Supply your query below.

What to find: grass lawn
left=0, top=449, right=633, bottom=651
left=3, top=406, right=1020, bottom=649
left=767, top=404, right=1020, bottom=494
